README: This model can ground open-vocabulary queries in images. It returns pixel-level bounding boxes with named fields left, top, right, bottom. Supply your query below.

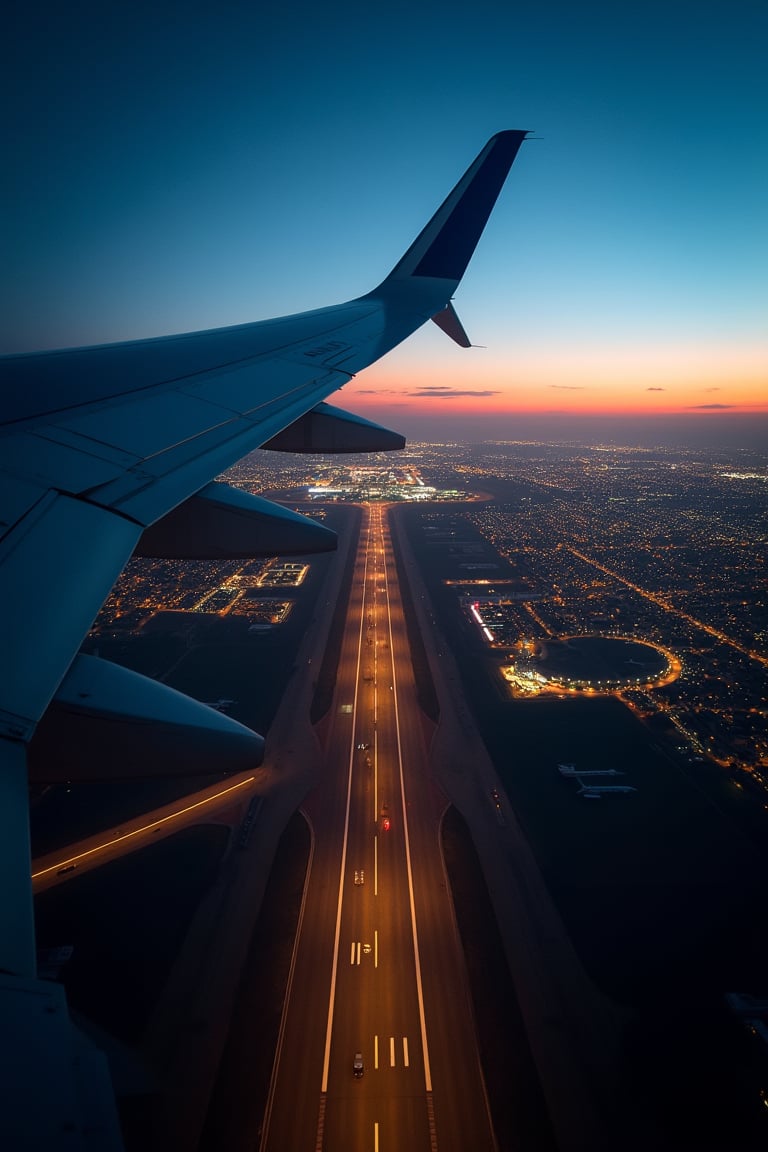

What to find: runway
left=262, top=504, right=494, bottom=1151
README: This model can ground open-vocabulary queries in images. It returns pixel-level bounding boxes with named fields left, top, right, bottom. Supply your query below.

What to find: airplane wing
left=0, top=129, right=528, bottom=757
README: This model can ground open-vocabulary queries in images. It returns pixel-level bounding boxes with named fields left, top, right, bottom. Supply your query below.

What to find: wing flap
left=0, top=430, right=133, bottom=497
left=60, top=388, right=241, bottom=462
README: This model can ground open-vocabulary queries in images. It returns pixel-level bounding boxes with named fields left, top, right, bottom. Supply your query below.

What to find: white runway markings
left=371, top=1035, right=411, bottom=1068
left=349, top=940, right=373, bottom=964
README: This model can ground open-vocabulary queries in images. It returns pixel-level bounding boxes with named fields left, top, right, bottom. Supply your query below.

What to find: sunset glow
left=5, top=1, right=766, bottom=448
left=346, top=340, right=768, bottom=417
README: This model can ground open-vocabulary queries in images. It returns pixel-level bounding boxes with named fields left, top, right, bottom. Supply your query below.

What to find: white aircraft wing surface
left=0, top=130, right=528, bottom=745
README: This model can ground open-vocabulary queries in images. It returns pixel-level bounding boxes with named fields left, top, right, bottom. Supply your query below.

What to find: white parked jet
left=578, top=784, right=638, bottom=799
left=557, top=763, right=624, bottom=777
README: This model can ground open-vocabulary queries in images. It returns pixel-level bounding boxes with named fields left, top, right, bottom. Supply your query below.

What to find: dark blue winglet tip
left=409, top=130, right=530, bottom=281
left=382, top=130, right=531, bottom=287
left=490, top=129, right=533, bottom=143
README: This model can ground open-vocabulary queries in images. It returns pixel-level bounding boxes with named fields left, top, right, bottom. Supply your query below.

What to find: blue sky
left=4, top=0, right=767, bottom=443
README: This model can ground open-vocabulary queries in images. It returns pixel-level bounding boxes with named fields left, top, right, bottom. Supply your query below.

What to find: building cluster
left=410, top=441, right=767, bottom=792
left=446, top=444, right=764, bottom=797
left=90, top=553, right=307, bottom=637
left=89, top=438, right=767, bottom=800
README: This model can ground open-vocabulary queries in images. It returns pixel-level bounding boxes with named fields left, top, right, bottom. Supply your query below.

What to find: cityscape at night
left=26, top=438, right=764, bottom=1149
left=94, top=440, right=768, bottom=785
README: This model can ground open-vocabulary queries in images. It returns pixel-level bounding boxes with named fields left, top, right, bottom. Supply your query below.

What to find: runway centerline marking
left=381, top=508, right=433, bottom=1093
left=320, top=511, right=371, bottom=1094
left=373, top=730, right=379, bottom=825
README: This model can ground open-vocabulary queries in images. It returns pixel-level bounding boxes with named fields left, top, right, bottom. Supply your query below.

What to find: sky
left=4, top=0, right=767, bottom=446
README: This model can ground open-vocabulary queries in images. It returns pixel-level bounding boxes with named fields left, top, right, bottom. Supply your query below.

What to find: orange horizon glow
left=345, top=342, right=768, bottom=416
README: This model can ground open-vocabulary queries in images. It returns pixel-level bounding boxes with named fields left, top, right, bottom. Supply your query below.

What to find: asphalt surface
left=262, top=503, right=494, bottom=1151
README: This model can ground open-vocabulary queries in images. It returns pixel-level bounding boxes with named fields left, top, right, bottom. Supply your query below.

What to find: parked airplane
left=558, top=764, right=624, bottom=778
left=0, top=130, right=529, bottom=1148
left=578, top=784, right=638, bottom=799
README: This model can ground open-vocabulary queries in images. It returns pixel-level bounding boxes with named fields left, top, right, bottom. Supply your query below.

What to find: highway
left=262, top=504, right=494, bottom=1151
left=31, top=773, right=259, bottom=892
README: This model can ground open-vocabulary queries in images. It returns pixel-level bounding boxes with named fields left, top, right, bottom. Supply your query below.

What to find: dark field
left=441, top=805, right=558, bottom=1152
left=532, top=634, right=667, bottom=683
left=201, top=812, right=310, bottom=1152
left=397, top=502, right=768, bottom=1149
left=34, top=825, right=229, bottom=1044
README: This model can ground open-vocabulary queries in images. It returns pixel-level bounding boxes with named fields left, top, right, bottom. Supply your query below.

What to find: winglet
left=431, top=301, right=472, bottom=347
left=383, top=130, right=529, bottom=285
